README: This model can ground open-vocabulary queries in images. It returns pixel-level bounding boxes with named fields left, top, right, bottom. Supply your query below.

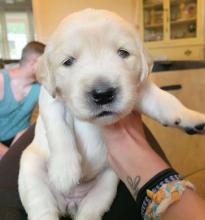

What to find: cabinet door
left=142, top=0, right=165, bottom=42
left=170, top=0, right=197, bottom=40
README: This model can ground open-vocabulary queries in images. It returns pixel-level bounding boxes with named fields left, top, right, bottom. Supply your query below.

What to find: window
left=6, top=12, right=30, bottom=59
left=0, top=0, right=34, bottom=59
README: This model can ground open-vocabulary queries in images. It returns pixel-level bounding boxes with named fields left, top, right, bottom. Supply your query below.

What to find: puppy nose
left=91, top=85, right=117, bottom=105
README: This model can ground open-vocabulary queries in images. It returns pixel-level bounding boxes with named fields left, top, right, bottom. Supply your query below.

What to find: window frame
left=0, top=0, right=34, bottom=59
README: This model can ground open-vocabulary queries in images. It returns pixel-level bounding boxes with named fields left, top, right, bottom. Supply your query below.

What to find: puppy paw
left=167, top=109, right=205, bottom=135
left=161, top=108, right=205, bottom=135
left=48, top=153, right=81, bottom=193
left=184, top=123, right=205, bottom=135
left=180, top=110, right=205, bottom=135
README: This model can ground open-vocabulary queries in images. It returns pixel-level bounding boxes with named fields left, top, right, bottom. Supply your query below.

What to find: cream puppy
left=18, top=9, right=205, bottom=220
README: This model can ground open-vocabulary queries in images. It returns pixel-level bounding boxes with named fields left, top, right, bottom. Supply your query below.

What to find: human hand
left=103, top=112, right=169, bottom=199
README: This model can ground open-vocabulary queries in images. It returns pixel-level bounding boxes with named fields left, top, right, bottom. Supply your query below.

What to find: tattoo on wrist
left=127, top=176, right=141, bottom=200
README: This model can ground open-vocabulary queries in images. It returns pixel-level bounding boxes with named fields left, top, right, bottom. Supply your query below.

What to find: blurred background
left=0, top=0, right=204, bottom=61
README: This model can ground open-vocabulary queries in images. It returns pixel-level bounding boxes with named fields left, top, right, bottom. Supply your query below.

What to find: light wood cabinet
left=138, top=0, right=205, bottom=60
left=143, top=69, right=205, bottom=196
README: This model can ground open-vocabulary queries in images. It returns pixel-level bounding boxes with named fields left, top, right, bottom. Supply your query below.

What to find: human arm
left=161, top=189, right=205, bottom=220
left=103, top=112, right=169, bottom=198
left=103, top=112, right=205, bottom=220
left=0, top=142, right=8, bottom=159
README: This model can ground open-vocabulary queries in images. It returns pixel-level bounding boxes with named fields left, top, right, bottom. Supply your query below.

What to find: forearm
left=162, top=189, right=205, bottom=220
left=112, top=143, right=205, bottom=220
left=104, top=112, right=169, bottom=198
left=104, top=112, right=205, bottom=220
left=108, top=132, right=169, bottom=199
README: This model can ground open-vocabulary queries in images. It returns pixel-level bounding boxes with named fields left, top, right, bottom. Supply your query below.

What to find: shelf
left=145, top=23, right=163, bottom=28
left=171, top=17, right=196, bottom=25
left=144, top=2, right=163, bottom=9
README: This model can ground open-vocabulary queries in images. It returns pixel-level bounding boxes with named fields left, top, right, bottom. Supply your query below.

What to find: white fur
left=18, top=9, right=205, bottom=220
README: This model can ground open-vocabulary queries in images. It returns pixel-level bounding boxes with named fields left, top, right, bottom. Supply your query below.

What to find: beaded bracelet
left=136, top=168, right=183, bottom=220
left=144, top=180, right=195, bottom=220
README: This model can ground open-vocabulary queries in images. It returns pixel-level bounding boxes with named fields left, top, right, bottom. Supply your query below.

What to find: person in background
left=0, top=41, right=45, bottom=159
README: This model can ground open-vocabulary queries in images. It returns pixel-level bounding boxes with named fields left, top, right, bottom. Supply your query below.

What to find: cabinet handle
left=184, top=49, right=192, bottom=56
left=160, top=84, right=182, bottom=91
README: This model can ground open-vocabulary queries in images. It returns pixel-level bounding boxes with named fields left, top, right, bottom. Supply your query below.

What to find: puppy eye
left=63, top=56, right=76, bottom=66
left=117, top=48, right=130, bottom=58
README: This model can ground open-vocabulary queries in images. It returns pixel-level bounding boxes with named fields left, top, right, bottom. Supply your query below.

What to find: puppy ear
left=37, top=54, right=56, bottom=98
left=139, top=47, right=153, bottom=82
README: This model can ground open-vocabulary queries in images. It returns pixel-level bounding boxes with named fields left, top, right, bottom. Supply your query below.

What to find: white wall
left=32, top=0, right=138, bottom=42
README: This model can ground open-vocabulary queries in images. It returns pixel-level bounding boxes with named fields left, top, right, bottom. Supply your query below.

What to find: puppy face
left=38, top=9, right=152, bottom=125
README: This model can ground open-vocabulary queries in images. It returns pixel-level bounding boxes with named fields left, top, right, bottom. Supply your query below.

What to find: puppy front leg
left=39, top=88, right=81, bottom=193
left=18, top=147, right=59, bottom=220
left=136, top=78, right=205, bottom=134
left=76, top=169, right=119, bottom=220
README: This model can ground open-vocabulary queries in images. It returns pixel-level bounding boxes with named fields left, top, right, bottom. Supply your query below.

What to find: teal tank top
left=0, top=69, right=40, bottom=141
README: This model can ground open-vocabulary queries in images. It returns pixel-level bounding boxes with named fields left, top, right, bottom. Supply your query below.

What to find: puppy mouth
left=96, top=111, right=114, bottom=117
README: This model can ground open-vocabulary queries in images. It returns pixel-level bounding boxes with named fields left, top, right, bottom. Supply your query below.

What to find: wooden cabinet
left=143, top=69, right=205, bottom=196
left=138, top=0, right=205, bottom=60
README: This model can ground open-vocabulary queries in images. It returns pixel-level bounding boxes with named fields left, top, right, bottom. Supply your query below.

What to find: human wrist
left=136, top=168, right=187, bottom=220
left=114, top=143, right=169, bottom=197
left=133, top=147, right=169, bottom=188
left=124, top=163, right=169, bottom=201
